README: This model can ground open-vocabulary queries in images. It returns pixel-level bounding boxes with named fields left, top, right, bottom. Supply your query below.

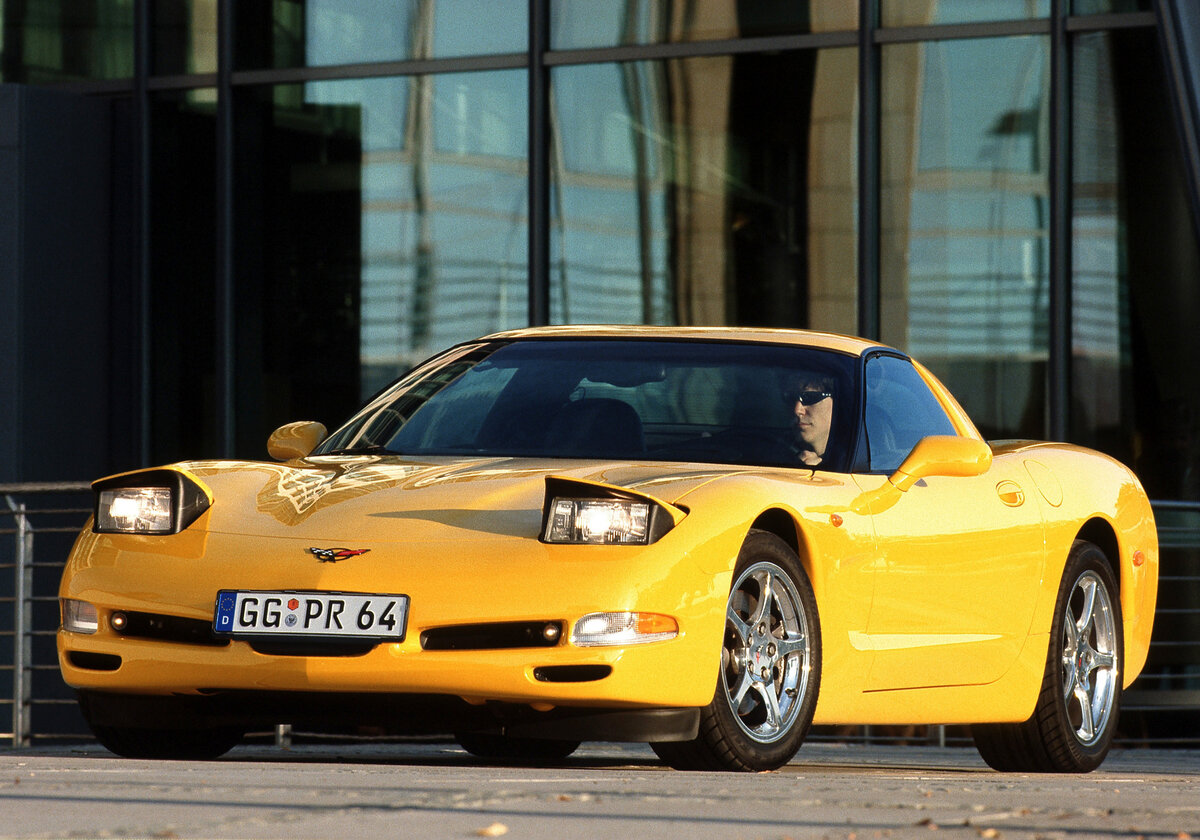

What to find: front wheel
left=653, top=530, right=821, bottom=771
left=88, top=723, right=244, bottom=760
left=973, top=540, right=1123, bottom=772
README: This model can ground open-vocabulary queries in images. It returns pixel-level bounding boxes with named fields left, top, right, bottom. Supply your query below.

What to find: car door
left=854, top=353, right=1045, bottom=691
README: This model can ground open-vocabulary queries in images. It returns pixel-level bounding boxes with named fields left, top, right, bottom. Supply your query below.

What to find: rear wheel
left=973, top=540, right=1122, bottom=772
left=653, top=530, right=820, bottom=771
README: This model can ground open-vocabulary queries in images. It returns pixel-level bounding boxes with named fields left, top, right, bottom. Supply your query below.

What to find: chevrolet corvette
left=58, top=326, right=1158, bottom=772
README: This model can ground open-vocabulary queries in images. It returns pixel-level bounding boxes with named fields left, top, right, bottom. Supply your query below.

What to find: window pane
left=864, top=354, right=957, bottom=472
left=232, top=71, right=528, bottom=450
left=1071, top=30, right=1200, bottom=501
left=1071, top=0, right=1150, bottom=12
left=883, top=0, right=1049, bottom=26
left=0, top=0, right=134, bottom=82
left=550, top=49, right=858, bottom=333
left=881, top=37, right=1050, bottom=440
left=152, top=0, right=216, bottom=74
left=235, top=0, right=526, bottom=70
left=551, top=0, right=856, bottom=49
left=149, top=90, right=218, bottom=462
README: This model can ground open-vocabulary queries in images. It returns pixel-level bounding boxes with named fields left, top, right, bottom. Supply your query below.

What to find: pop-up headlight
left=97, top=487, right=173, bottom=533
left=547, top=499, right=651, bottom=544
left=92, top=469, right=211, bottom=535
left=540, top=475, right=683, bottom=545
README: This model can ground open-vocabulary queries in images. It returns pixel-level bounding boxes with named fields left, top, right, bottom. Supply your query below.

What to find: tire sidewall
left=1046, top=541, right=1123, bottom=770
left=707, top=530, right=821, bottom=770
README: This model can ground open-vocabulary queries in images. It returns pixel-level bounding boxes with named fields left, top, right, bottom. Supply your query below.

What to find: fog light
left=571, top=611, right=678, bottom=647
left=62, top=599, right=99, bottom=634
left=110, top=611, right=128, bottom=632
left=543, top=622, right=561, bottom=642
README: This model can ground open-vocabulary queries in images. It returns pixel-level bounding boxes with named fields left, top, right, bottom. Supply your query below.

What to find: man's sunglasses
left=791, top=391, right=832, bottom=406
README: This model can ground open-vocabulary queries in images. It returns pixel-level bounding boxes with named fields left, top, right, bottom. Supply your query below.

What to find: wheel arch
left=748, top=508, right=819, bottom=587
left=1075, top=517, right=1120, bottom=595
left=751, top=508, right=801, bottom=555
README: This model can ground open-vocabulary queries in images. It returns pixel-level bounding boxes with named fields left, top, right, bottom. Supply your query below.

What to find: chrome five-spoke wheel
left=652, top=530, right=821, bottom=772
left=723, top=560, right=813, bottom=744
left=972, top=540, right=1123, bottom=772
left=1061, top=568, right=1119, bottom=748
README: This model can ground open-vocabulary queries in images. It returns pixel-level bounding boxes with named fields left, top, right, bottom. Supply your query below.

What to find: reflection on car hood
left=178, top=456, right=751, bottom=540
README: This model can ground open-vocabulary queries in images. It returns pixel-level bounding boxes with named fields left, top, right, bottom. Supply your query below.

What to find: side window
left=863, top=354, right=957, bottom=473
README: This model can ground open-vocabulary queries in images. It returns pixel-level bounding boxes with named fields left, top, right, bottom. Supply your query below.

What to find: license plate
left=213, top=590, right=408, bottom=640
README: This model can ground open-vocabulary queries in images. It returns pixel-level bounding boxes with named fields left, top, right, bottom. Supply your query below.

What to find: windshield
left=315, top=339, right=860, bottom=471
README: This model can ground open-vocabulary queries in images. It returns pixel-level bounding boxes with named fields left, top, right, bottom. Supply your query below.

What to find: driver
left=787, top=375, right=835, bottom=466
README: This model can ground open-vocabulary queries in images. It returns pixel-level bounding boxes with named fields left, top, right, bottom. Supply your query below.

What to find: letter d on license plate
left=214, top=590, right=408, bottom=640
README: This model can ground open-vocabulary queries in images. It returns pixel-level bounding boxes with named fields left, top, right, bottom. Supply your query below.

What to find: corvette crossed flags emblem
left=308, top=547, right=371, bottom=563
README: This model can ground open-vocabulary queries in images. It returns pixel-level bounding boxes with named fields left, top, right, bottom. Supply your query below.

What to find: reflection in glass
left=1074, top=28, right=1200, bottom=737
left=881, top=37, right=1049, bottom=439
left=883, top=0, right=1049, bottom=26
left=1071, top=0, right=1151, bottom=12
left=1071, top=30, right=1200, bottom=501
left=152, top=0, right=216, bottom=74
left=235, top=0, right=525, bottom=69
left=551, top=0, right=856, bottom=49
left=233, top=71, right=528, bottom=434
left=550, top=50, right=859, bottom=334
left=0, top=0, right=134, bottom=82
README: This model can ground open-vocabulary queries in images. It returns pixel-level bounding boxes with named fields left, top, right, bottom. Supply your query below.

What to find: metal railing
left=2, top=483, right=1198, bottom=748
left=1, top=483, right=91, bottom=746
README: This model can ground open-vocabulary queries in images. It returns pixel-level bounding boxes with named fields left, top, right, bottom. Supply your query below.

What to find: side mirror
left=890, top=435, right=992, bottom=492
left=267, top=421, right=328, bottom=461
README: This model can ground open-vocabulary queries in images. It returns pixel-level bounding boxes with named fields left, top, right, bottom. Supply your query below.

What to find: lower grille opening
left=247, top=640, right=376, bottom=657
left=68, top=651, right=122, bottom=671
left=421, top=621, right=563, bottom=651
left=533, top=665, right=612, bottom=683
left=112, top=611, right=230, bottom=647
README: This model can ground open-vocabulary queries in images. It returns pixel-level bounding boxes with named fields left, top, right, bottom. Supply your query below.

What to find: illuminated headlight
left=92, top=469, right=211, bottom=535
left=571, top=611, right=678, bottom=647
left=545, top=499, right=651, bottom=544
left=97, top=487, right=173, bottom=533
left=62, top=599, right=99, bottom=634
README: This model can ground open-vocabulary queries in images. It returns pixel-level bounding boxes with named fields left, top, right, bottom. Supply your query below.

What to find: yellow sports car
left=58, top=326, right=1158, bottom=772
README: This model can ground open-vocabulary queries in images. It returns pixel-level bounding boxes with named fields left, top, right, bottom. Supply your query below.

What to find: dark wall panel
left=0, top=85, right=112, bottom=483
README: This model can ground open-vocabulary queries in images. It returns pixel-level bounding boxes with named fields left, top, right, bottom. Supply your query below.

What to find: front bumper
left=58, top=525, right=734, bottom=713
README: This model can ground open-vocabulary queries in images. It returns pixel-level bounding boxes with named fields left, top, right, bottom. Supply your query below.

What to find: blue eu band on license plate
left=214, top=590, right=408, bottom=640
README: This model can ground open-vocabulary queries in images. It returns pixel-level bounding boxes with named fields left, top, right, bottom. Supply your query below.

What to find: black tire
left=88, top=722, right=244, bottom=760
left=972, top=540, right=1123, bottom=772
left=78, top=691, right=244, bottom=759
left=653, top=530, right=820, bottom=771
left=455, top=732, right=580, bottom=762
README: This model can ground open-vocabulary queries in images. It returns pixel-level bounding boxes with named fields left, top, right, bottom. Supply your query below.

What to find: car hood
left=178, top=455, right=753, bottom=542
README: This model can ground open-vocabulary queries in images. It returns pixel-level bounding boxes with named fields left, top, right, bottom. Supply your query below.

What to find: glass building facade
left=3, top=0, right=1200, bottom=739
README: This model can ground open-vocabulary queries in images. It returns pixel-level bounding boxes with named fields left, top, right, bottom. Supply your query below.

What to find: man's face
left=793, top=386, right=833, bottom=456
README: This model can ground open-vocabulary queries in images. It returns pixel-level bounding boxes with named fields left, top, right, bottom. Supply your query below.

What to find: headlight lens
left=97, top=487, right=173, bottom=533
left=545, top=499, right=651, bottom=544
left=62, top=599, right=99, bottom=634
left=571, top=611, right=678, bottom=646
left=92, top=469, right=211, bottom=535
